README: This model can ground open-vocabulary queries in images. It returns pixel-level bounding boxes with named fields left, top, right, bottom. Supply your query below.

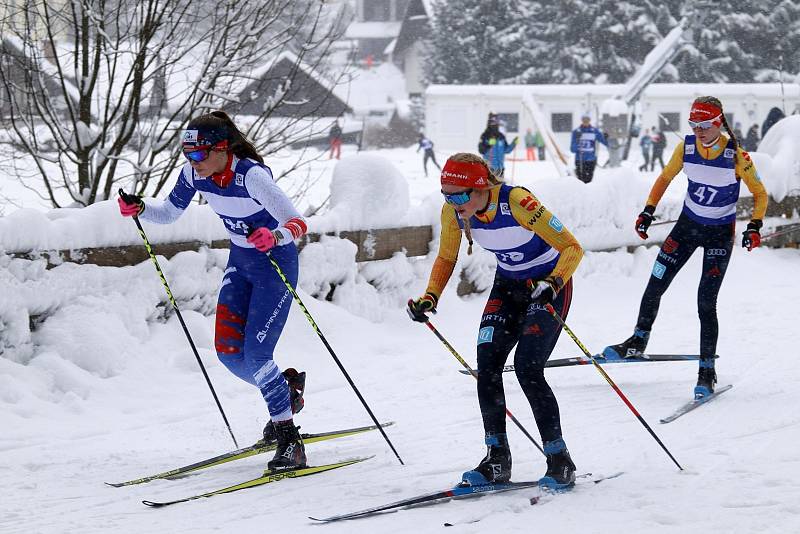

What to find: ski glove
left=528, top=276, right=562, bottom=306
left=407, top=293, right=438, bottom=323
left=118, top=190, right=144, bottom=217
left=247, top=227, right=276, bottom=252
left=742, top=219, right=762, bottom=251
left=635, top=205, right=656, bottom=240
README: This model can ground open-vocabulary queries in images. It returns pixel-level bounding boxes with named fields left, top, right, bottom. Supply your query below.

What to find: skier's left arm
left=596, top=128, right=608, bottom=147
left=504, top=136, right=518, bottom=154
left=245, top=166, right=308, bottom=246
left=737, top=148, right=768, bottom=221
left=508, top=188, right=583, bottom=287
left=737, top=148, right=768, bottom=250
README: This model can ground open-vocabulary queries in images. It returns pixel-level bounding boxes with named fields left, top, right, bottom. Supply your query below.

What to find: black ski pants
left=476, top=274, right=573, bottom=444
left=423, top=149, right=440, bottom=176
left=575, top=159, right=597, bottom=183
left=635, top=213, right=734, bottom=358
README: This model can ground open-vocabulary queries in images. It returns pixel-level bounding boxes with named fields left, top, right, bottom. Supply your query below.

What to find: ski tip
left=142, top=500, right=165, bottom=508
left=105, top=482, right=124, bottom=488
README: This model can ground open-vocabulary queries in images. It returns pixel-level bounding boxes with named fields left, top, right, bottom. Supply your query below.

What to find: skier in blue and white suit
left=118, top=111, right=308, bottom=472
left=570, top=113, right=607, bottom=183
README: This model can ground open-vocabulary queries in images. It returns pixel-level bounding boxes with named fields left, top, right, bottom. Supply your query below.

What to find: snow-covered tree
left=424, top=0, right=535, bottom=84
left=0, top=0, right=350, bottom=207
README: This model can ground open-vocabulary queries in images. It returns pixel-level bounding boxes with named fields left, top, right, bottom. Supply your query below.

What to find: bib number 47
left=693, top=186, right=718, bottom=205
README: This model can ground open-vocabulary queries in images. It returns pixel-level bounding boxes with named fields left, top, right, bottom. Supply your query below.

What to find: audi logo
left=706, top=249, right=727, bottom=256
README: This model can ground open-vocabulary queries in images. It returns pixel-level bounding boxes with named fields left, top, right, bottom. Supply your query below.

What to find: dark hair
left=187, top=111, right=264, bottom=164
left=694, top=96, right=739, bottom=165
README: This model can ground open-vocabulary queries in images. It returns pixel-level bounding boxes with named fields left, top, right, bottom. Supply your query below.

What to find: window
left=363, top=0, right=391, bottom=21
left=495, top=113, right=519, bottom=133
left=551, top=112, right=573, bottom=132
left=659, top=112, right=680, bottom=133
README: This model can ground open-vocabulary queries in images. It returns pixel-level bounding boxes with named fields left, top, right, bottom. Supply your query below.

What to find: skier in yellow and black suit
left=407, top=152, right=583, bottom=490
left=603, top=96, right=768, bottom=399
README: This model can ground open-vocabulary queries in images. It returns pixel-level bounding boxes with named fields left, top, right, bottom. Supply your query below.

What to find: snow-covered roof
left=340, top=62, right=407, bottom=115
left=345, top=21, right=401, bottom=39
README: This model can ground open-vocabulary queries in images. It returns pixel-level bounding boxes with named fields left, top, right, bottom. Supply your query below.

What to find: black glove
left=635, top=205, right=656, bottom=239
left=529, top=276, right=562, bottom=306
left=742, top=219, right=762, bottom=251
left=407, top=293, right=438, bottom=323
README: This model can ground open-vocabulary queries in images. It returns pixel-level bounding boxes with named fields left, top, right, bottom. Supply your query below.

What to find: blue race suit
left=140, top=156, right=306, bottom=421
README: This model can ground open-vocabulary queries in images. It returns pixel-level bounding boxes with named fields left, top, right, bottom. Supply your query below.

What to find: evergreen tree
left=424, top=0, right=532, bottom=84
left=423, top=0, right=800, bottom=86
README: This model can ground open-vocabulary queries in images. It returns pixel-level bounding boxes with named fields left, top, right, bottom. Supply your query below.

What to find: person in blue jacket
left=478, top=113, right=517, bottom=177
left=118, top=111, right=309, bottom=473
left=570, top=113, right=607, bottom=183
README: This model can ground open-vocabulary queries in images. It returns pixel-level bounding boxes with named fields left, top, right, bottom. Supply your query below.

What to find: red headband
left=440, top=159, right=490, bottom=189
left=690, top=102, right=722, bottom=122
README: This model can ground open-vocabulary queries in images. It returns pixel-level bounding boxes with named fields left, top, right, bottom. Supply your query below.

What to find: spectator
left=638, top=127, right=652, bottom=172
left=650, top=129, right=666, bottom=171
left=417, top=133, right=441, bottom=177
left=570, top=113, right=607, bottom=183
left=745, top=124, right=760, bottom=152
left=762, top=107, right=785, bottom=138
left=524, top=128, right=537, bottom=161
left=329, top=120, right=342, bottom=160
left=534, top=129, right=546, bottom=160
left=733, top=121, right=744, bottom=141
left=478, top=113, right=517, bottom=177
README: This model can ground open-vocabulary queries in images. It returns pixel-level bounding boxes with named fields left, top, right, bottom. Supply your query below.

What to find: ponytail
left=209, top=110, right=264, bottom=164
left=186, top=110, right=264, bottom=164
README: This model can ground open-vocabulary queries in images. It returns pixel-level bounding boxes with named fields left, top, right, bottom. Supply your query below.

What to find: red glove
left=742, top=220, right=762, bottom=251
left=635, top=205, right=655, bottom=240
left=117, top=192, right=144, bottom=217
left=247, top=227, right=276, bottom=252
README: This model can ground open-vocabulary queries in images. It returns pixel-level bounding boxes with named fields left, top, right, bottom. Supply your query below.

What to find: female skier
left=603, top=96, right=768, bottom=399
left=408, top=153, right=584, bottom=489
left=118, top=111, right=308, bottom=471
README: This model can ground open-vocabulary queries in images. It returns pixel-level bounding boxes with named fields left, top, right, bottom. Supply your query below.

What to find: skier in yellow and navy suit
left=407, top=152, right=583, bottom=490
left=604, top=96, right=768, bottom=399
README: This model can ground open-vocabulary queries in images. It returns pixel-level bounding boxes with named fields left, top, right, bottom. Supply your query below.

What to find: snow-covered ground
left=2, top=140, right=800, bottom=533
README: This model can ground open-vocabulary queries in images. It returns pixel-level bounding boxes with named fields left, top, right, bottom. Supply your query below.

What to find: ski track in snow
left=2, top=152, right=800, bottom=533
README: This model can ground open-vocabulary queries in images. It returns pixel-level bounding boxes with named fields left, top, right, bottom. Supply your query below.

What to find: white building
left=425, top=83, right=800, bottom=152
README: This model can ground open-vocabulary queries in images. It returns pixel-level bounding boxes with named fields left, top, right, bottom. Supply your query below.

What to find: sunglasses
left=687, top=115, right=721, bottom=130
left=182, top=146, right=214, bottom=162
left=442, top=189, right=473, bottom=206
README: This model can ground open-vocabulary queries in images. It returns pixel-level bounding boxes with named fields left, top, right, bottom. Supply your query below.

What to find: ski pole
left=119, top=189, right=239, bottom=448
left=762, top=223, right=800, bottom=242
left=416, top=316, right=545, bottom=456
left=265, top=252, right=405, bottom=466
left=544, top=304, right=683, bottom=471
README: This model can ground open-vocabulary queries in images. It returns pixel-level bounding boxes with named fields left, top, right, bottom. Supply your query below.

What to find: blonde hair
left=693, top=96, right=739, bottom=165
left=444, top=153, right=502, bottom=255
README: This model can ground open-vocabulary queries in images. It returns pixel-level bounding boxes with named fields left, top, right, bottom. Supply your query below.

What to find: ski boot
left=266, top=419, right=307, bottom=473
left=539, top=438, right=576, bottom=490
left=460, top=433, right=512, bottom=486
left=261, top=368, right=307, bottom=445
left=602, top=328, right=650, bottom=360
left=694, top=358, right=717, bottom=399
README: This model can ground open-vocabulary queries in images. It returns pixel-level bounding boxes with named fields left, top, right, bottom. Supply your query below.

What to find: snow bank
left=751, top=115, right=800, bottom=202
left=313, top=154, right=411, bottom=232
